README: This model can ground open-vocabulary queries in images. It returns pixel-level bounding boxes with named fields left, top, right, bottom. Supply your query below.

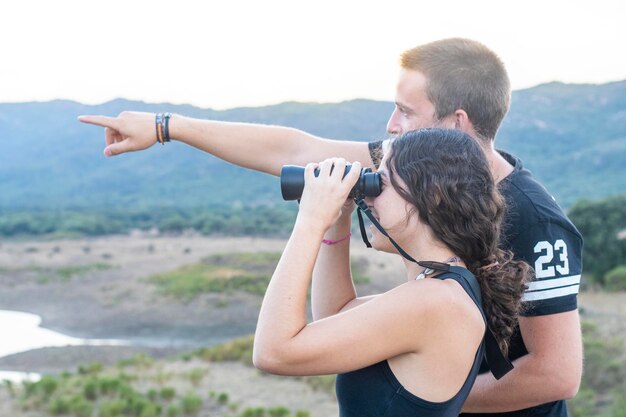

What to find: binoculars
left=280, top=164, right=382, bottom=201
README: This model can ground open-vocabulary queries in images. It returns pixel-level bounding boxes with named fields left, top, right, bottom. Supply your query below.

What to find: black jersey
left=464, top=151, right=583, bottom=417
left=498, top=151, right=582, bottom=317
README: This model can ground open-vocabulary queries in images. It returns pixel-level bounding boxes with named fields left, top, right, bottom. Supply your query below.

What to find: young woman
left=253, top=128, right=531, bottom=417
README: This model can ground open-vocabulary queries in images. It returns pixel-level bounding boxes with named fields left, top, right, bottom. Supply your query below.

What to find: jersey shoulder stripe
left=522, top=274, right=581, bottom=302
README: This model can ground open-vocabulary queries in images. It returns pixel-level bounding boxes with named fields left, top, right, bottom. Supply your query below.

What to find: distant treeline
left=2, top=194, right=625, bottom=290
left=568, top=194, right=626, bottom=289
left=0, top=204, right=298, bottom=239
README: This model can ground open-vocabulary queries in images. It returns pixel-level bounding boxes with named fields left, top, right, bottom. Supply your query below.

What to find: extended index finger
left=78, top=115, right=119, bottom=129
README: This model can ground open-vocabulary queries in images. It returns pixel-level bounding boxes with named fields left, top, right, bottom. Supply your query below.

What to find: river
left=0, top=309, right=126, bottom=382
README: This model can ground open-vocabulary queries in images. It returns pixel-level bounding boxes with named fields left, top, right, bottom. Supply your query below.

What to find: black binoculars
left=280, top=164, right=382, bottom=201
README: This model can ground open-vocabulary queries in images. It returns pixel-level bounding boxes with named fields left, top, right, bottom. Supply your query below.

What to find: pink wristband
left=322, top=232, right=352, bottom=245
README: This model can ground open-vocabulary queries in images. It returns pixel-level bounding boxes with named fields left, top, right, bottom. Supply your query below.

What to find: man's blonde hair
left=401, top=38, right=510, bottom=141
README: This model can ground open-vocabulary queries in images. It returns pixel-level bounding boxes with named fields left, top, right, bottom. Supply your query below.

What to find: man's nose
left=386, top=111, right=400, bottom=135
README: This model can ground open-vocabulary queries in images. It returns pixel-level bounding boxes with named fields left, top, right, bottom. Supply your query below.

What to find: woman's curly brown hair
left=388, top=128, right=531, bottom=356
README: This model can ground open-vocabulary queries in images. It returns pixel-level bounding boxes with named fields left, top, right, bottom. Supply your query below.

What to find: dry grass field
left=0, top=234, right=404, bottom=416
left=0, top=233, right=623, bottom=416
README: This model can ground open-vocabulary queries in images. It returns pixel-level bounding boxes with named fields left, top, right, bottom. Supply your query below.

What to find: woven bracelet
left=155, top=112, right=172, bottom=145
left=322, top=232, right=352, bottom=245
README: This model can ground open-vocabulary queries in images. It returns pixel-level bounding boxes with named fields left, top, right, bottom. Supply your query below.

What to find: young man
left=80, top=38, right=583, bottom=416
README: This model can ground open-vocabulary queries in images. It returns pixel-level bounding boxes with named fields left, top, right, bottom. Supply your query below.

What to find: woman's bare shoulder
left=384, top=278, right=483, bottom=324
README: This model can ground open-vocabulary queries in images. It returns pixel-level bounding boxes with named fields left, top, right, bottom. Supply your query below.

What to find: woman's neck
left=402, top=244, right=462, bottom=281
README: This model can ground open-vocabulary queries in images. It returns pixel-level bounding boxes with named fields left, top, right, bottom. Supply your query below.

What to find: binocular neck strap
left=355, top=198, right=514, bottom=380
left=354, top=199, right=451, bottom=273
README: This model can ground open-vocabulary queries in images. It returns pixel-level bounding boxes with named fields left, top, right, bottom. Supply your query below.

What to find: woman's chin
left=368, top=230, right=389, bottom=252
left=369, top=225, right=401, bottom=254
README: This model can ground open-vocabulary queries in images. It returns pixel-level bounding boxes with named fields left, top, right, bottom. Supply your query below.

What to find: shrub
left=139, top=402, right=161, bottom=417
left=188, top=368, right=206, bottom=386
left=167, top=404, right=182, bottom=417
left=605, top=265, right=626, bottom=292
left=99, top=377, right=124, bottom=395
left=83, top=378, right=98, bottom=400
left=35, top=375, right=58, bottom=397
left=2, top=379, right=15, bottom=397
left=48, top=397, right=71, bottom=415
left=78, top=362, right=103, bottom=375
left=582, top=331, right=626, bottom=392
left=99, top=400, right=125, bottom=417
left=181, top=394, right=202, bottom=415
left=303, top=375, right=336, bottom=395
left=195, top=335, right=255, bottom=365
left=160, top=386, right=177, bottom=401
left=567, top=321, right=626, bottom=416
left=149, top=252, right=282, bottom=299
left=69, top=397, right=93, bottom=417
left=147, top=388, right=158, bottom=401
left=117, top=353, right=155, bottom=369
left=609, top=392, right=626, bottom=417
left=240, top=408, right=267, bottom=417
left=217, top=392, right=229, bottom=405
left=268, top=406, right=290, bottom=417
left=125, top=394, right=156, bottom=416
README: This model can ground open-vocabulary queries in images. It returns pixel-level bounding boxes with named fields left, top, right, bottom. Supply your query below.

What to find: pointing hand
left=78, top=111, right=158, bottom=157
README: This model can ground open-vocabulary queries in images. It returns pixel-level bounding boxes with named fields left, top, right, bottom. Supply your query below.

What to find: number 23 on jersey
left=534, top=240, right=569, bottom=278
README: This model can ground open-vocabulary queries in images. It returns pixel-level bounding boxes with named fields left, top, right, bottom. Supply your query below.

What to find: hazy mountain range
left=1, top=80, right=624, bottom=211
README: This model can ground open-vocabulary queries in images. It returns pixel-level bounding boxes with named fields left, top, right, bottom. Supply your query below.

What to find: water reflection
left=0, top=310, right=126, bottom=358
left=0, top=370, right=40, bottom=383
left=0, top=309, right=127, bottom=382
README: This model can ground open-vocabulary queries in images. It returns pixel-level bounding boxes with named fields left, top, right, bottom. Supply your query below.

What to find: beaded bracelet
left=322, top=232, right=352, bottom=245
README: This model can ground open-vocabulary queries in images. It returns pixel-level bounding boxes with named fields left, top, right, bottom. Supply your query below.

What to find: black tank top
left=335, top=268, right=487, bottom=417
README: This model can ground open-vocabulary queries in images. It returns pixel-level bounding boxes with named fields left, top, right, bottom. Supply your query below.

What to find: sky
left=2, top=0, right=625, bottom=110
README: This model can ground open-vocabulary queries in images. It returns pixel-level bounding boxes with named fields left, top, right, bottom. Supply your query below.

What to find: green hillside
left=0, top=80, right=624, bottom=211
left=498, top=81, right=626, bottom=206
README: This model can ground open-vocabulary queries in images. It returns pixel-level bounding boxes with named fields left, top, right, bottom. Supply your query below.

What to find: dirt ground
left=0, top=233, right=402, bottom=343
left=0, top=233, right=405, bottom=416
left=0, top=233, right=402, bottom=371
left=0, top=232, right=622, bottom=360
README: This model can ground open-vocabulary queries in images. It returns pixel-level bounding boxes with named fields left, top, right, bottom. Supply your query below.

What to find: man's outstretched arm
left=79, top=112, right=374, bottom=176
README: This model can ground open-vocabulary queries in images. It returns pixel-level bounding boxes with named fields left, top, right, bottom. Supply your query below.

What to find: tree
left=568, top=195, right=626, bottom=283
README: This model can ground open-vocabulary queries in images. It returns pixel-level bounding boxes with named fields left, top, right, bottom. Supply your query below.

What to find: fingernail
left=104, top=148, right=112, bottom=157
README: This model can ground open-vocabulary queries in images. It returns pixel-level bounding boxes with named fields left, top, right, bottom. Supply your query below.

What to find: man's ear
left=454, top=109, right=470, bottom=130
left=454, top=109, right=482, bottom=139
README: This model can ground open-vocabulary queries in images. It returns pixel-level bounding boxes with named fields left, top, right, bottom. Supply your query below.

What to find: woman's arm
left=311, top=203, right=357, bottom=321
left=78, top=112, right=374, bottom=176
left=254, top=225, right=443, bottom=376
left=253, top=158, right=442, bottom=376
left=311, top=204, right=381, bottom=320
